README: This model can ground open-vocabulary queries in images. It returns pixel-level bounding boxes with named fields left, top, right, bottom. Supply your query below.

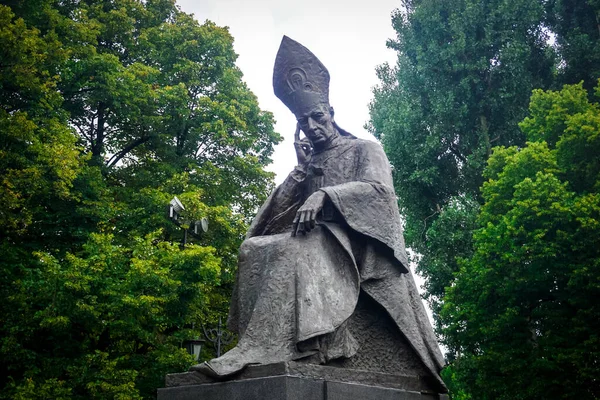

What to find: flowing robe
left=203, top=136, right=445, bottom=388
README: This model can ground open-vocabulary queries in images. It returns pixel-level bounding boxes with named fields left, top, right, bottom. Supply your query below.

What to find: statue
left=191, top=36, right=446, bottom=391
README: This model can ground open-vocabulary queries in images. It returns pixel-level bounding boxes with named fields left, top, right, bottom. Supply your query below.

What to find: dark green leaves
left=1, top=1, right=280, bottom=398
left=369, top=0, right=555, bottom=319
left=440, top=83, right=600, bottom=399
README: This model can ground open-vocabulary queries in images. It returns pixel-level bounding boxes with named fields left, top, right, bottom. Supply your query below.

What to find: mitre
left=273, top=36, right=330, bottom=116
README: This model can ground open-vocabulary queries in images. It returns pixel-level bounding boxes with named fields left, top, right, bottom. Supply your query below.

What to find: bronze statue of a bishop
left=192, top=36, right=446, bottom=393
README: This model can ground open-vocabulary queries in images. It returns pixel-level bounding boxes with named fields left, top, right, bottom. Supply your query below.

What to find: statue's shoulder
left=342, top=137, right=385, bottom=155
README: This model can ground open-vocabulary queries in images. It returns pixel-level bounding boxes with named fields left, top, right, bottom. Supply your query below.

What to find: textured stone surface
left=167, top=362, right=439, bottom=393
left=159, top=376, right=323, bottom=400
left=329, top=292, right=430, bottom=378
left=159, top=374, right=449, bottom=400
left=326, top=381, right=440, bottom=400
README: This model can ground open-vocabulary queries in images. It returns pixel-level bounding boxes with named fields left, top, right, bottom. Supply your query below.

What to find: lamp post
left=167, top=196, right=209, bottom=248
left=202, top=317, right=235, bottom=357
left=167, top=196, right=228, bottom=360
left=168, top=196, right=185, bottom=221
left=183, top=317, right=235, bottom=361
left=183, top=338, right=205, bottom=362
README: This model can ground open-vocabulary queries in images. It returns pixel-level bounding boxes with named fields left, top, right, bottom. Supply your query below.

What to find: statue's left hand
left=292, top=191, right=327, bottom=236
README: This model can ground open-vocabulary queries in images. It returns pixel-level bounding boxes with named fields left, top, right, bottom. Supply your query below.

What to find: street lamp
left=202, top=317, right=235, bottom=357
left=167, top=196, right=208, bottom=248
left=183, top=338, right=205, bottom=362
left=168, top=196, right=185, bottom=221
left=192, top=218, right=209, bottom=236
left=167, top=196, right=217, bottom=362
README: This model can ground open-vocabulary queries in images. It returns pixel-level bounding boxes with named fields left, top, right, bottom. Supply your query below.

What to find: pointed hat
left=273, top=36, right=330, bottom=116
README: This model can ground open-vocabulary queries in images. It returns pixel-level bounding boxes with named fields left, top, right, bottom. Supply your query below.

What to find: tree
left=0, top=1, right=280, bottom=398
left=55, top=0, right=279, bottom=215
left=0, top=2, right=84, bottom=248
left=545, top=0, right=600, bottom=95
left=440, top=82, right=600, bottom=399
left=369, top=0, right=600, bottom=397
left=368, top=0, right=556, bottom=317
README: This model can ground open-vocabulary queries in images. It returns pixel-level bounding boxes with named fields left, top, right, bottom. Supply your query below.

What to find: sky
left=176, top=0, right=401, bottom=184
left=175, top=0, right=439, bottom=331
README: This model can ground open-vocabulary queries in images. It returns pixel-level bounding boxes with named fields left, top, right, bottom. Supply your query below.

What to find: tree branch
left=93, top=103, right=106, bottom=158
left=106, top=136, right=151, bottom=169
left=448, top=144, right=468, bottom=164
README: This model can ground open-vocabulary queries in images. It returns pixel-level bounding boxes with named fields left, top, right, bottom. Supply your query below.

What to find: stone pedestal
left=158, top=362, right=448, bottom=400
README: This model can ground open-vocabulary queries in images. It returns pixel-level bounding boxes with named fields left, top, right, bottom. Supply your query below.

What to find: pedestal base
left=158, top=362, right=448, bottom=400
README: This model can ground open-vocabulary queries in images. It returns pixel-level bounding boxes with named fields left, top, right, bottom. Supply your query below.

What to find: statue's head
left=295, top=103, right=337, bottom=148
left=273, top=36, right=339, bottom=149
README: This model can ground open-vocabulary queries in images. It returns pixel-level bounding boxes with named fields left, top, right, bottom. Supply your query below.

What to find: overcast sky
left=177, top=0, right=401, bottom=184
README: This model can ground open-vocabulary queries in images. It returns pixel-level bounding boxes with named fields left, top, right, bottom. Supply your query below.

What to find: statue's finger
left=294, top=123, right=301, bottom=142
left=303, top=210, right=312, bottom=233
left=309, top=210, right=316, bottom=230
left=291, top=212, right=300, bottom=236
left=295, top=211, right=304, bottom=236
left=298, top=212, right=306, bottom=235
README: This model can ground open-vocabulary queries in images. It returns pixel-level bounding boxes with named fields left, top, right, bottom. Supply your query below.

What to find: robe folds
left=202, top=136, right=445, bottom=389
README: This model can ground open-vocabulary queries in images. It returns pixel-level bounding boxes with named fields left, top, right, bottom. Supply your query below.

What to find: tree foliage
left=440, top=82, right=600, bottom=399
left=545, top=0, right=600, bottom=94
left=0, top=1, right=280, bottom=398
left=370, top=1, right=600, bottom=397
left=368, top=0, right=556, bottom=316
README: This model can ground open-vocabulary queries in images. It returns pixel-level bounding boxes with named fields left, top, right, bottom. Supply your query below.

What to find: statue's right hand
left=292, top=190, right=326, bottom=236
left=294, top=123, right=312, bottom=165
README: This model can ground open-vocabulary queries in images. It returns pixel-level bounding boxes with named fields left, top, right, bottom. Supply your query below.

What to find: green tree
left=0, top=1, right=280, bottom=398
left=440, top=82, right=600, bottom=399
left=0, top=3, right=84, bottom=247
left=545, top=0, right=600, bottom=95
left=56, top=0, right=279, bottom=215
left=368, top=0, right=556, bottom=317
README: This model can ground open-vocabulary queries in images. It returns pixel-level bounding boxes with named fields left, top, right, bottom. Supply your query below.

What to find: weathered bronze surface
left=191, top=36, right=446, bottom=392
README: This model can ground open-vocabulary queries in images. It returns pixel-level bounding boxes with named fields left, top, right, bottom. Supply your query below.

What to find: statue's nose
left=307, top=117, right=317, bottom=130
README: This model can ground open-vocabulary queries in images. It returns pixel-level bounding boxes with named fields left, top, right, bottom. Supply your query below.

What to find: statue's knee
left=238, top=239, right=254, bottom=259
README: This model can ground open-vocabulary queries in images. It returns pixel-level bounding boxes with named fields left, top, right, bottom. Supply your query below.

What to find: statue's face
left=296, top=104, right=337, bottom=149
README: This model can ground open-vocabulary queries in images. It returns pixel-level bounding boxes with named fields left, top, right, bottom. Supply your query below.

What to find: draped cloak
left=201, top=135, right=445, bottom=389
